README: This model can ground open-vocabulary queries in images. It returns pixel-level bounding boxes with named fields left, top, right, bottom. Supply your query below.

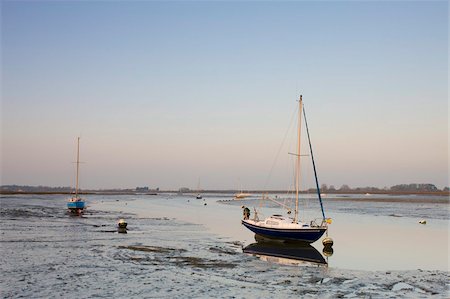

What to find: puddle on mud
left=119, top=245, right=185, bottom=253
left=117, top=245, right=238, bottom=269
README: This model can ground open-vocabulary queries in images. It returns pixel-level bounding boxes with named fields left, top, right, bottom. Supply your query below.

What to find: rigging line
left=264, top=195, right=293, bottom=211
left=280, top=155, right=295, bottom=213
left=302, top=105, right=326, bottom=220
left=263, top=103, right=298, bottom=189
left=302, top=157, right=312, bottom=221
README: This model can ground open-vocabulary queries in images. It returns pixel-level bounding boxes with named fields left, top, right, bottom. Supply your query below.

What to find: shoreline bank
left=1, top=190, right=449, bottom=196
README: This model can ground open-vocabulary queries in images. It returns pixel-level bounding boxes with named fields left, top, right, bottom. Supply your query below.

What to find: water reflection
left=243, top=240, right=328, bottom=266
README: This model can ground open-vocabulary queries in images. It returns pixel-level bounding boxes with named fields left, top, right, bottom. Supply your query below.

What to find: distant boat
left=242, top=95, right=330, bottom=243
left=67, top=137, right=85, bottom=214
left=234, top=178, right=251, bottom=199
left=234, top=192, right=252, bottom=199
left=196, top=178, right=203, bottom=199
left=243, top=241, right=327, bottom=266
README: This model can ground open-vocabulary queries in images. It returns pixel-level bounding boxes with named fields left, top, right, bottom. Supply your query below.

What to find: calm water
left=1, top=193, right=449, bottom=298
left=96, top=193, right=449, bottom=271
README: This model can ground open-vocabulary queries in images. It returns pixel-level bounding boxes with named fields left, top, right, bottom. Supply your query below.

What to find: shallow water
left=1, top=194, right=449, bottom=298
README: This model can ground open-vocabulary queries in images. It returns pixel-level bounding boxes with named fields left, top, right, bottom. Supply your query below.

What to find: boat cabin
left=263, top=215, right=310, bottom=229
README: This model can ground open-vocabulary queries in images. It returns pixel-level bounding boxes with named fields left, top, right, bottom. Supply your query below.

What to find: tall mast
left=294, top=95, right=303, bottom=223
left=75, top=137, right=80, bottom=198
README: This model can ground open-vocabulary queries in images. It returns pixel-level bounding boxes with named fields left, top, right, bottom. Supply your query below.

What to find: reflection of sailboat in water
left=242, top=95, right=331, bottom=243
left=67, top=137, right=86, bottom=214
left=243, top=241, right=327, bottom=266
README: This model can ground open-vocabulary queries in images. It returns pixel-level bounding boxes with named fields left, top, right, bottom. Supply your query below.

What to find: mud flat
left=1, top=194, right=448, bottom=298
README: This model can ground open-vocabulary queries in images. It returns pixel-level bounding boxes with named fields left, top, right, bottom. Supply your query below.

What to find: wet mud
left=1, top=194, right=448, bottom=298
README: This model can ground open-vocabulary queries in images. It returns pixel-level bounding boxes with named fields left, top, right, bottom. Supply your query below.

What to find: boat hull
left=67, top=201, right=85, bottom=210
left=242, top=220, right=326, bottom=243
left=234, top=193, right=251, bottom=199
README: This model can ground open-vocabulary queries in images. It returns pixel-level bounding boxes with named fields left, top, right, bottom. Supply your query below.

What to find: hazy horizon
left=1, top=1, right=448, bottom=190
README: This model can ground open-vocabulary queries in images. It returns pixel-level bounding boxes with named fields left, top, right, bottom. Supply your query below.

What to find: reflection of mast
left=294, top=96, right=303, bottom=223
left=75, top=137, right=80, bottom=198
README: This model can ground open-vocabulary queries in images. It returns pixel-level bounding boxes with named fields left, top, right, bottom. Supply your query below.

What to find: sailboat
left=234, top=178, right=251, bottom=199
left=196, top=178, right=203, bottom=199
left=67, top=137, right=86, bottom=214
left=242, top=95, right=330, bottom=243
left=234, top=191, right=251, bottom=199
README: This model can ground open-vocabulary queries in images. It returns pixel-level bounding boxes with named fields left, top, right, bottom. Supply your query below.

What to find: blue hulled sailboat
left=67, top=137, right=85, bottom=214
left=242, top=95, right=331, bottom=243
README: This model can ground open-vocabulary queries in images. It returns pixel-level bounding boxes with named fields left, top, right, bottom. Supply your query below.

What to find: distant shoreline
left=1, top=190, right=448, bottom=196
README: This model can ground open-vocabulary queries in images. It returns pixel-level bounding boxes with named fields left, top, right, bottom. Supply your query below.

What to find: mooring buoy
left=419, top=219, right=427, bottom=224
left=118, top=219, right=127, bottom=229
left=117, top=219, right=127, bottom=233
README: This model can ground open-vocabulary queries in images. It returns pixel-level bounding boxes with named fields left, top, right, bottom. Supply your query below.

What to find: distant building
left=135, top=187, right=149, bottom=192
left=178, top=187, right=190, bottom=193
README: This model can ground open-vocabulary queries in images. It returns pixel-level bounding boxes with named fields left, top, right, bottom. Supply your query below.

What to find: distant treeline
left=1, top=185, right=73, bottom=193
left=313, top=183, right=449, bottom=193
left=1, top=183, right=448, bottom=194
left=0, top=185, right=156, bottom=194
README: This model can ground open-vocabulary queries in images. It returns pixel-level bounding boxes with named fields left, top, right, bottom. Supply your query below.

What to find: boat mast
left=294, top=95, right=303, bottom=223
left=75, top=137, right=80, bottom=198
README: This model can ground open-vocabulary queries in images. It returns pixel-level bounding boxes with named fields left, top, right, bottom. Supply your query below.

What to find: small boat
left=196, top=178, right=203, bottom=199
left=234, top=192, right=252, bottom=199
left=243, top=241, right=327, bottom=266
left=234, top=178, right=251, bottom=199
left=67, top=137, right=85, bottom=214
left=242, top=95, right=330, bottom=243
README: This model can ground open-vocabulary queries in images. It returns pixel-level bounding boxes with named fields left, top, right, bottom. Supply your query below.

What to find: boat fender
left=322, top=237, right=334, bottom=247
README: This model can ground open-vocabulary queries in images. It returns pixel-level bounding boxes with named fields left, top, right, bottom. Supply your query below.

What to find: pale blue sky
left=1, top=1, right=448, bottom=190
